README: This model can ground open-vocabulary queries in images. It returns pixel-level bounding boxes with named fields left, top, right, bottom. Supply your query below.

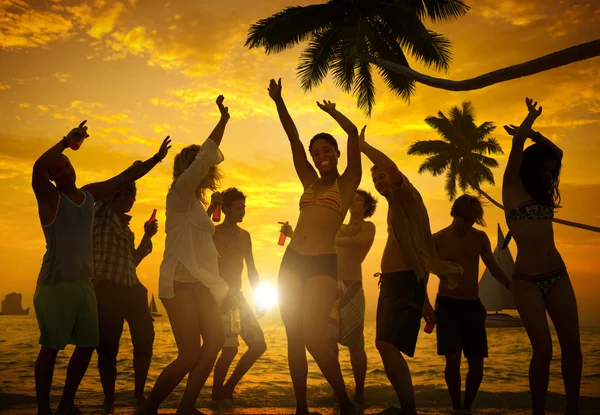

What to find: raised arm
left=134, top=220, right=157, bottom=266
left=360, top=139, right=404, bottom=186
left=316, top=100, right=361, bottom=189
left=480, top=232, right=511, bottom=290
left=268, top=78, right=318, bottom=188
left=502, top=97, right=543, bottom=188
left=335, top=222, right=375, bottom=248
left=32, top=120, right=89, bottom=224
left=207, top=95, right=230, bottom=147
left=504, top=125, right=563, bottom=161
left=83, top=136, right=171, bottom=201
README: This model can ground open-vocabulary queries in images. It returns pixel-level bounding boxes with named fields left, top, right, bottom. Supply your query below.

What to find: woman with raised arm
left=268, top=78, right=362, bottom=415
left=31, top=120, right=170, bottom=415
left=502, top=98, right=582, bottom=415
left=140, top=96, right=237, bottom=415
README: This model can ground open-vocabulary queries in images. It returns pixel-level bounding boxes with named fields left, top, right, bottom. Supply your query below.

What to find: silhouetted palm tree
left=410, top=101, right=600, bottom=232
left=245, top=0, right=470, bottom=114
left=246, top=2, right=599, bottom=113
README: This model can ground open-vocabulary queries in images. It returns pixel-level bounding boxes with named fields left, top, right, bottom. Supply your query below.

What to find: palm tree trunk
left=370, top=39, right=600, bottom=91
left=475, top=188, right=600, bottom=233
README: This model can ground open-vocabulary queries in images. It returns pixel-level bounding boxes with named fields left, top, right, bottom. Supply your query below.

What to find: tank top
left=37, top=189, right=95, bottom=285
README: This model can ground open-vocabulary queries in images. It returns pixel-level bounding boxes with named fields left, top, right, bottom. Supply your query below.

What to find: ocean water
left=1, top=315, right=599, bottom=414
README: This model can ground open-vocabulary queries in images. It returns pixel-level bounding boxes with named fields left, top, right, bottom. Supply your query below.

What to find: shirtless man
left=327, top=189, right=377, bottom=407
left=360, top=136, right=463, bottom=415
left=211, top=187, right=267, bottom=401
left=433, top=194, right=512, bottom=411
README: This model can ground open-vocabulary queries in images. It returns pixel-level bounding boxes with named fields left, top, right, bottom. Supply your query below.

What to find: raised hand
left=316, top=100, right=336, bottom=114
left=525, top=97, right=542, bottom=117
left=278, top=221, right=293, bottom=237
left=504, top=123, right=537, bottom=139
left=216, top=95, right=230, bottom=121
left=268, top=78, right=282, bottom=101
left=65, top=120, right=89, bottom=144
left=210, top=191, right=223, bottom=206
left=156, top=136, right=172, bottom=161
left=358, top=125, right=367, bottom=150
left=144, top=220, right=158, bottom=238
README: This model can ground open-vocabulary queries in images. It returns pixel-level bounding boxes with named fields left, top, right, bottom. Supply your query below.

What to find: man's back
left=213, top=224, right=251, bottom=291
left=434, top=226, right=485, bottom=300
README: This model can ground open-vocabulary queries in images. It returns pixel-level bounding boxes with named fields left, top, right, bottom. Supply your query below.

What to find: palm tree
left=245, top=0, right=470, bottom=115
left=246, top=1, right=600, bottom=114
left=409, top=102, right=600, bottom=233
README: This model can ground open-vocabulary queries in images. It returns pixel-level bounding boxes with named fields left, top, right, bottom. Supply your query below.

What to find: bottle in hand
left=148, top=209, right=157, bottom=224
left=424, top=317, right=435, bottom=334
left=212, top=204, right=221, bottom=222
left=230, top=308, right=241, bottom=334
left=278, top=231, right=286, bottom=246
left=69, top=133, right=86, bottom=150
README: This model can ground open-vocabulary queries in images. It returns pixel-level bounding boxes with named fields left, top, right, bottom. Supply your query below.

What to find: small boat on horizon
left=149, top=293, right=162, bottom=318
left=479, top=224, right=524, bottom=328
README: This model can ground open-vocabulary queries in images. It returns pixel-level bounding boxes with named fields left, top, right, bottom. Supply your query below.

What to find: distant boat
left=149, top=294, right=162, bottom=318
left=0, top=292, right=30, bottom=316
left=479, top=224, right=523, bottom=328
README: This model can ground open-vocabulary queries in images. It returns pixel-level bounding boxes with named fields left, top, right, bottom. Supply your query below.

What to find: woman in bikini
left=268, top=78, right=362, bottom=415
left=503, top=98, right=582, bottom=415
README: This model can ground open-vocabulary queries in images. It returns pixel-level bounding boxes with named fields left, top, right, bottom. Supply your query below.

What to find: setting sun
left=254, top=282, right=279, bottom=309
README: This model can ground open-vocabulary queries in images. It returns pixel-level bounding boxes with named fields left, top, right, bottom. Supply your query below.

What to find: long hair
left=520, top=144, right=561, bottom=209
left=172, top=145, right=222, bottom=206
left=451, top=194, right=486, bottom=227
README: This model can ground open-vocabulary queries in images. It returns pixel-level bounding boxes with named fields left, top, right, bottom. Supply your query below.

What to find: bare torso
left=381, top=223, right=410, bottom=273
left=213, top=224, right=250, bottom=291
left=434, top=226, right=484, bottom=300
left=335, top=222, right=375, bottom=282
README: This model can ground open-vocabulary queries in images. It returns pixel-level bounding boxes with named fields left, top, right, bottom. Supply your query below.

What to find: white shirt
left=158, top=139, right=229, bottom=302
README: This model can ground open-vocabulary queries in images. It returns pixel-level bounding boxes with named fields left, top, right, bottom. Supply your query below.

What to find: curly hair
left=222, top=187, right=246, bottom=208
left=356, top=189, right=377, bottom=218
left=171, top=144, right=222, bottom=206
left=520, top=143, right=561, bottom=209
left=451, top=194, right=486, bottom=227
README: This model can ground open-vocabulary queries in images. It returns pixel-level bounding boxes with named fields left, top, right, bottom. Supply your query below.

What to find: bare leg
left=127, top=286, right=155, bottom=403
left=545, top=275, right=582, bottom=415
left=177, top=284, right=226, bottom=414
left=142, top=288, right=203, bottom=414
left=279, top=268, right=309, bottom=415
left=376, top=341, right=416, bottom=415
left=212, top=347, right=238, bottom=400
left=327, top=339, right=340, bottom=359
left=444, top=352, right=462, bottom=410
left=57, top=346, right=95, bottom=412
left=221, top=341, right=267, bottom=398
left=349, top=347, right=367, bottom=406
left=303, top=276, right=355, bottom=415
left=463, top=358, right=484, bottom=410
left=35, top=346, right=59, bottom=415
left=513, top=279, right=553, bottom=415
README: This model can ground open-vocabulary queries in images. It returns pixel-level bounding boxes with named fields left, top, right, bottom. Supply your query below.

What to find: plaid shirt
left=93, top=200, right=152, bottom=287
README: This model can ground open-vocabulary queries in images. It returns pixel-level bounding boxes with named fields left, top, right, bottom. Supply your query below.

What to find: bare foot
left=175, top=408, right=206, bottom=415
left=341, top=401, right=359, bottom=415
left=295, top=404, right=310, bottom=415
left=353, top=392, right=365, bottom=409
left=55, top=403, right=83, bottom=415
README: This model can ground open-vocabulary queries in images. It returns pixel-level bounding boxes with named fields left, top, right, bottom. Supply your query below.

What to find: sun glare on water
left=254, top=282, right=279, bottom=309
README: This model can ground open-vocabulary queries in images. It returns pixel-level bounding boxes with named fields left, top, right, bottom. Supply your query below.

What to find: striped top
left=299, top=180, right=342, bottom=215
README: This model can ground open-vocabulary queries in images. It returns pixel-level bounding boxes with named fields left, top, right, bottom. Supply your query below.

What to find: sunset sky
left=1, top=0, right=599, bottom=325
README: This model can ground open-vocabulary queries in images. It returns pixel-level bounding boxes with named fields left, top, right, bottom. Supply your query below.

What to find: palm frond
left=407, top=139, right=454, bottom=156
left=471, top=138, right=504, bottom=155
left=474, top=121, right=496, bottom=139
left=469, top=153, right=500, bottom=168
left=410, top=0, right=470, bottom=23
left=353, top=57, right=376, bottom=115
left=378, top=8, right=452, bottom=71
left=424, top=113, right=458, bottom=143
left=297, top=27, right=341, bottom=91
left=367, top=16, right=415, bottom=102
left=245, top=4, right=340, bottom=54
left=418, top=153, right=451, bottom=176
left=445, top=160, right=458, bottom=200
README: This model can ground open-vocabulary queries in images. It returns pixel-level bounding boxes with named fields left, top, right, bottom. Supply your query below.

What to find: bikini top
left=505, top=200, right=554, bottom=223
left=299, top=180, right=343, bottom=215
